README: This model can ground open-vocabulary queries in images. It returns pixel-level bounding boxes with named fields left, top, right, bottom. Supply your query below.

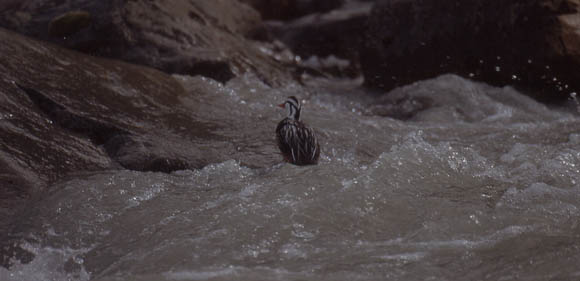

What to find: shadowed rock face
left=0, top=0, right=293, bottom=86
left=259, top=2, right=372, bottom=78
left=0, top=28, right=279, bottom=228
left=361, top=0, right=580, bottom=103
left=240, top=0, right=345, bottom=21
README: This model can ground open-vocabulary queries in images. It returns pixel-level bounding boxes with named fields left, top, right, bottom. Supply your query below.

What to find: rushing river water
left=2, top=74, right=580, bottom=281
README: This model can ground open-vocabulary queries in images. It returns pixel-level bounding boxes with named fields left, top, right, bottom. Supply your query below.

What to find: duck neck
left=287, top=103, right=301, bottom=121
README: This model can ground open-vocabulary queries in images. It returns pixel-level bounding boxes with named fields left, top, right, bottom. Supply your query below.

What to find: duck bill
left=277, top=103, right=285, bottom=108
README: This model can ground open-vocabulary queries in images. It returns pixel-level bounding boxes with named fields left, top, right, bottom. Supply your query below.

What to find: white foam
left=163, top=267, right=237, bottom=280
left=0, top=243, right=91, bottom=281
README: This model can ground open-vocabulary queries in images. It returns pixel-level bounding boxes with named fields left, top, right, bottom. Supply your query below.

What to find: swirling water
left=2, top=74, right=580, bottom=281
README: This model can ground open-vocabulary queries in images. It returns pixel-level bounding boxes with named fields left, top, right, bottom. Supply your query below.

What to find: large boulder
left=361, top=0, right=580, bottom=103
left=0, top=0, right=292, bottom=86
left=0, top=27, right=279, bottom=230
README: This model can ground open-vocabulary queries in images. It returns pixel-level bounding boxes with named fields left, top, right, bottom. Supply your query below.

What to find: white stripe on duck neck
left=285, top=96, right=301, bottom=120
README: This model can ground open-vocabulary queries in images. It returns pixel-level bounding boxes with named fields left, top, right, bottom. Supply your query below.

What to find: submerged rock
left=361, top=0, right=580, bottom=103
left=0, top=0, right=292, bottom=86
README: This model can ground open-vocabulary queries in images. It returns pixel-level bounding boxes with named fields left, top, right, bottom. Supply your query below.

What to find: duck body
left=276, top=96, right=320, bottom=165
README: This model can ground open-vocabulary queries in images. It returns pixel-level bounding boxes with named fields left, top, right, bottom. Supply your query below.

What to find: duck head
left=278, top=96, right=301, bottom=121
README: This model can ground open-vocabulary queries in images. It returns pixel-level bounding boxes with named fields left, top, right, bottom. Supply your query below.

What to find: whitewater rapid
left=2, top=74, right=580, bottom=281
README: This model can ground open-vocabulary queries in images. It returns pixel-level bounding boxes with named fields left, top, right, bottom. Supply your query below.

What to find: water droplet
left=469, top=214, right=480, bottom=224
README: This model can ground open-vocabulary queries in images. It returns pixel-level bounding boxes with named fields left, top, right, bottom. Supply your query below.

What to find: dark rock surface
left=361, top=0, right=580, bottom=103
left=260, top=2, right=372, bottom=78
left=0, top=28, right=279, bottom=228
left=0, top=0, right=293, bottom=86
left=240, top=0, right=345, bottom=21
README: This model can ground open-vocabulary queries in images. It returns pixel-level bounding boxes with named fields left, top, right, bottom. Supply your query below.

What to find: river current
left=2, top=74, right=580, bottom=280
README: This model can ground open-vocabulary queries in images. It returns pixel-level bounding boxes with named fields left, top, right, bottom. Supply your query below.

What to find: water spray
left=570, top=92, right=580, bottom=114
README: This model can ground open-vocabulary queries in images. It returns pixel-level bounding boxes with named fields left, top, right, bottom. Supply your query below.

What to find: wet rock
left=15, top=83, right=129, bottom=146
left=0, top=238, right=34, bottom=269
left=557, top=3, right=580, bottom=63
left=361, top=0, right=580, bottom=103
left=366, top=95, right=433, bottom=121
left=14, top=84, right=195, bottom=173
left=0, top=0, right=292, bottom=86
left=240, top=0, right=345, bottom=21
left=299, top=55, right=355, bottom=78
left=261, top=2, right=372, bottom=78
left=48, top=10, right=91, bottom=38
left=0, top=27, right=279, bottom=229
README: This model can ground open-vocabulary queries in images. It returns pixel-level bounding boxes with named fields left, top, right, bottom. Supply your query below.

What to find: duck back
left=276, top=118, right=320, bottom=165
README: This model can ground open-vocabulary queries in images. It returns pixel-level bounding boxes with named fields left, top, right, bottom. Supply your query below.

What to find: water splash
left=570, top=92, right=580, bottom=113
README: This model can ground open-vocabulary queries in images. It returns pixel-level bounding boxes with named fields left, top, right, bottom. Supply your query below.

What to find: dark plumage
left=276, top=96, right=320, bottom=165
